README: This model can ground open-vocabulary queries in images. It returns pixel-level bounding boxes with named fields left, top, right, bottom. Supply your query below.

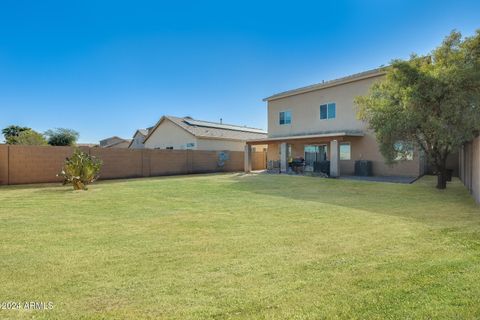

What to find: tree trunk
left=436, top=159, right=448, bottom=189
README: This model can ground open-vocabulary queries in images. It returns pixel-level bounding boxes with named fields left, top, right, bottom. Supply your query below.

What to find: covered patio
left=245, top=131, right=365, bottom=177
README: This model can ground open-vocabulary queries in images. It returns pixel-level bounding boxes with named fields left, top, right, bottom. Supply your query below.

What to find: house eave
left=196, top=135, right=268, bottom=142
left=247, top=131, right=364, bottom=144
left=263, top=69, right=386, bottom=102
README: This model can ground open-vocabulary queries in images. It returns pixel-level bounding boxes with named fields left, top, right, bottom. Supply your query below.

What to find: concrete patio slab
left=339, top=175, right=418, bottom=184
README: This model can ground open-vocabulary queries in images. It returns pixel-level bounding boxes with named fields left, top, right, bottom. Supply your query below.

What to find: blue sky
left=0, top=0, right=479, bottom=143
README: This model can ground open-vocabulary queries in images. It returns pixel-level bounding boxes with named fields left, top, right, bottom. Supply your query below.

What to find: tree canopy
left=2, top=125, right=31, bottom=144
left=355, top=30, right=480, bottom=189
left=45, top=128, right=80, bottom=146
left=11, top=130, right=48, bottom=146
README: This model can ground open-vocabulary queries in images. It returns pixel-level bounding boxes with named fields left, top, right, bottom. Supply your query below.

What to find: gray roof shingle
left=150, top=116, right=267, bottom=141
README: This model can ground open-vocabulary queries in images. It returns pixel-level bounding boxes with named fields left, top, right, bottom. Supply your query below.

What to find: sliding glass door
left=304, top=145, right=328, bottom=171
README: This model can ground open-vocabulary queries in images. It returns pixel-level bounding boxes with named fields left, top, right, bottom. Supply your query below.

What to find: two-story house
left=245, top=68, right=426, bottom=177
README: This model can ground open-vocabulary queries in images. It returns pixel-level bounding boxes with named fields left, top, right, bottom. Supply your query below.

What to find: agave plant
left=58, top=149, right=102, bottom=190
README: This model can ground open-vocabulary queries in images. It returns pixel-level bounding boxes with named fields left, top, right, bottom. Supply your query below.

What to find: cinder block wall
left=0, top=145, right=8, bottom=185
left=459, top=137, right=480, bottom=203
left=149, top=150, right=189, bottom=176
left=8, top=145, right=75, bottom=185
left=225, top=151, right=245, bottom=171
left=192, top=151, right=218, bottom=173
left=0, top=145, right=263, bottom=186
left=90, top=148, right=143, bottom=179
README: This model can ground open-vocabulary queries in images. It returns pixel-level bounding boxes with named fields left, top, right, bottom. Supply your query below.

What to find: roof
left=103, top=139, right=132, bottom=148
left=264, top=67, right=387, bottom=101
left=100, top=136, right=123, bottom=143
left=128, top=128, right=153, bottom=148
left=144, top=116, right=267, bottom=143
left=131, top=129, right=149, bottom=138
left=247, top=130, right=364, bottom=144
left=137, top=129, right=149, bottom=136
left=77, top=143, right=98, bottom=147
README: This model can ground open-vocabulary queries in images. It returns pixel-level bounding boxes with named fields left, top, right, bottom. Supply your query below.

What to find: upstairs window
left=279, top=111, right=292, bottom=125
left=320, top=103, right=336, bottom=120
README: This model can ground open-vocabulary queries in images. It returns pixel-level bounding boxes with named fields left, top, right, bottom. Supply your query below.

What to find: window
left=340, top=142, right=351, bottom=160
left=328, top=103, right=336, bottom=119
left=279, top=111, right=292, bottom=125
left=320, top=103, right=336, bottom=120
left=320, top=105, right=327, bottom=119
left=394, top=141, right=414, bottom=160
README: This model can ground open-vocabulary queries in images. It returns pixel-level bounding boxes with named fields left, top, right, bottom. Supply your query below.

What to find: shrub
left=11, top=130, right=48, bottom=145
left=58, top=149, right=102, bottom=190
left=45, top=128, right=79, bottom=146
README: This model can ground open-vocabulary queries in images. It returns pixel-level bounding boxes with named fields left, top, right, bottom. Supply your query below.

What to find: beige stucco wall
left=265, top=74, right=424, bottom=177
left=267, top=75, right=383, bottom=138
left=144, top=119, right=259, bottom=152
left=267, top=143, right=279, bottom=162
left=460, top=137, right=480, bottom=203
left=144, top=119, right=198, bottom=150
left=266, top=132, right=421, bottom=177
left=339, top=134, right=420, bottom=176
left=196, top=138, right=246, bottom=151
left=129, top=132, right=146, bottom=149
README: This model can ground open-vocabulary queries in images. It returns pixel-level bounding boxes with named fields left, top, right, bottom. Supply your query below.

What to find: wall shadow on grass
left=226, top=173, right=480, bottom=229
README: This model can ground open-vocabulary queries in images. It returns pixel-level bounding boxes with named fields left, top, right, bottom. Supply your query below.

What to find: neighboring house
left=128, top=128, right=150, bottom=149
left=246, top=68, right=426, bottom=177
left=99, top=136, right=131, bottom=148
left=143, top=115, right=267, bottom=151
left=77, top=143, right=99, bottom=148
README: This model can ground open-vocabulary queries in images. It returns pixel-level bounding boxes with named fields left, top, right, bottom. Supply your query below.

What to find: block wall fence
left=459, top=137, right=480, bottom=204
left=0, top=145, right=266, bottom=185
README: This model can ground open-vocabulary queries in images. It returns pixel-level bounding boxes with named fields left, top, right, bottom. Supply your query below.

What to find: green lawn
left=1, top=174, right=480, bottom=319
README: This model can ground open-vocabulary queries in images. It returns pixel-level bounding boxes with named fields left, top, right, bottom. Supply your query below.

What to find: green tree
left=355, top=30, right=480, bottom=189
left=45, top=128, right=79, bottom=146
left=11, top=130, right=48, bottom=146
left=2, top=125, right=31, bottom=144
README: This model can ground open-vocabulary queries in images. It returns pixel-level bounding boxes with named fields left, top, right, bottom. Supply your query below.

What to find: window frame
left=394, top=141, right=414, bottom=161
left=320, top=102, right=336, bottom=120
left=339, top=142, right=351, bottom=161
left=279, top=111, right=292, bottom=125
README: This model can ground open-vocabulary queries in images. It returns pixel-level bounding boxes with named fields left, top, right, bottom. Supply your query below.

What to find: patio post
left=330, top=140, right=340, bottom=177
left=244, top=144, right=252, bottom=173
left=280, top=142, right=287, bottom=173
